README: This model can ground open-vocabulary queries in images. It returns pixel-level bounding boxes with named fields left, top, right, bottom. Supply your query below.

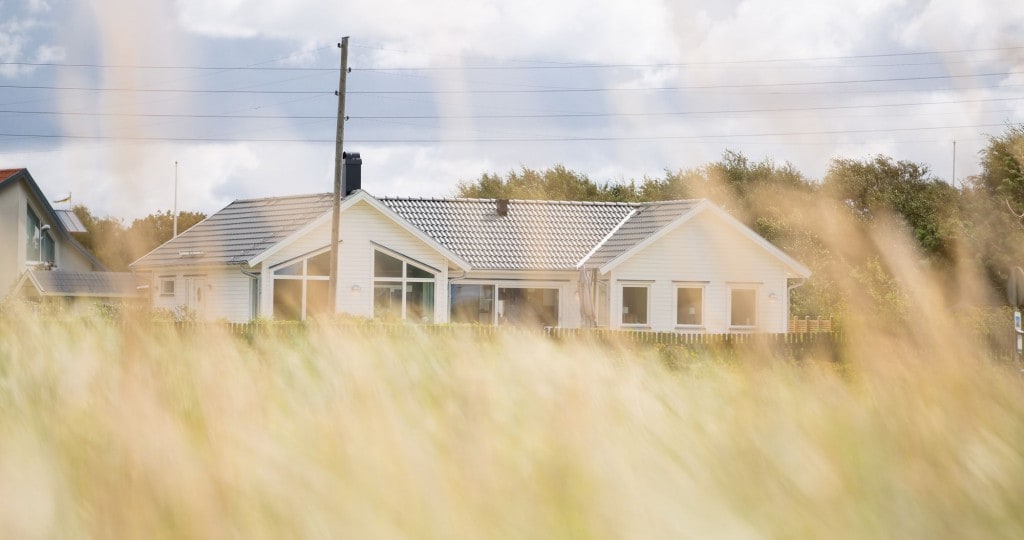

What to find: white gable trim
left=575, top=208, right=637, bottom=269
left=247, top=190, right=472, bottom=271
left=598, top=201, right=812, bottom=278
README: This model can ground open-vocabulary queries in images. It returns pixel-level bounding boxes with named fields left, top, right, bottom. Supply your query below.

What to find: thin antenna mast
left=952, top=140, right=957, bottom=188
left=173, top=161, right=179, bottom=238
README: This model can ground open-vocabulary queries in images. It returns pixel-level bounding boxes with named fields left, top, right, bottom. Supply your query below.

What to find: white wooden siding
left=607, top=210, right=790, bottom=333
left=149, top=266, right=253, bottom=322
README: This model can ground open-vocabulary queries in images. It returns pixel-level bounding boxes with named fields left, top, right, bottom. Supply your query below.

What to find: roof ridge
left=379, top=196, right=643, bottom=207
left=231, top=192, right=332, bottom=204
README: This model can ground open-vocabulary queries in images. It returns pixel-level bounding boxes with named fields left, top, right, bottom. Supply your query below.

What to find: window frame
left=25, top=204, right=54, bottom=264
left=619, top=283, right=651, bottom=327
left=729, top=286, right=759, bottom=329
left=372, top=249, right=436, bottom=323
left=270, top=248, right=332, bottom=321
left=674, top=283, right=706, bottom=329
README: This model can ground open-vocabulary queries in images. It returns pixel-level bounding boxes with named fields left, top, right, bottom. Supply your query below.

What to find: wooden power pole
left=328, top=36, right=349, bottom=313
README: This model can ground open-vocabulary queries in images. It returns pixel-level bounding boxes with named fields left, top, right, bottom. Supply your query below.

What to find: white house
left=131, top=161, right=811, bottom=333
left=0, top=168, right=147, bottom=306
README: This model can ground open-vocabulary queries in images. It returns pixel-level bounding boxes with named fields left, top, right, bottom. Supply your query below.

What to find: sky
left=1, top=0, right=1022, bottom=219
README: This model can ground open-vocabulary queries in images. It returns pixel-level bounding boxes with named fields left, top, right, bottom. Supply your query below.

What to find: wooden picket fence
left=788, top=316, right=832, bottom=334
left=165, top=320, right=842, bottom=361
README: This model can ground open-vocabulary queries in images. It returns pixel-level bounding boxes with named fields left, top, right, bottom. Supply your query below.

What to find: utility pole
left=328, top=36, right=349, bottom=313
left=173, top=161, right=179, bottom=238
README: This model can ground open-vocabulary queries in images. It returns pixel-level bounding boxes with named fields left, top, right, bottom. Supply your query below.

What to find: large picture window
left=730, top=288, right=757, bottom=327
left=272, top=250, right=331, bottom=320
left=373, top=250, right=435, bottom=323
left=621, top=285, right=649, bottom=326
left=676, top=286, right=703, bottom=326
left=497, top=287, right=558, bottom=327
left=450, top=284, right=559, bottom=327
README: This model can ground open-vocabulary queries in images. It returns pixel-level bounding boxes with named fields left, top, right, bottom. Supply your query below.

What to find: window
left=497, top=287, right=558, bottom=327
left=731, top=288, right=757, bottom=327
left=272, top=250, right=332, bottom=321
left=450, top=284, right=494, bottom=324
left=372, top=250, right=435, bottom=323
left=621, top=285, right=649, bottom=325
left=25, top=205, right=54, bottom=264
left=160, top=278, right=176, bottom=297
left=676, top=286, right=703, bottom=326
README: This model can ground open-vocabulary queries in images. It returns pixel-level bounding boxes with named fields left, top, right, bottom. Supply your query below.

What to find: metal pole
left=173, top=161, right=179, bottom=238
left=328, top=36, right=349, bottom=314
left=952, top=140, right=957, bottom=188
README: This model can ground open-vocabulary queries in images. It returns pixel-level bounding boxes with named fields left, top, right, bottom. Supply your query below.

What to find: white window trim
left=372, top=248, right=437, bottom=321
left=673, top=283, right=706, bottom=329
left=728, top=285, right=759, bottom=329
left=271, top=248, right=332, bottom=321
left=619, top=282, right=651, bottom=328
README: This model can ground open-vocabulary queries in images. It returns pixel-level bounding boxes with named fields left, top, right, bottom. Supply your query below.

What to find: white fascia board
left=14, top=270, right=44, bottom=295
left=575, top=208, right=637, bottom=269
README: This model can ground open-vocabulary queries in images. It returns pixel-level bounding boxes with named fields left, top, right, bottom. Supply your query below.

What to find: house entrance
left=184, top=276, right=207, bottom=319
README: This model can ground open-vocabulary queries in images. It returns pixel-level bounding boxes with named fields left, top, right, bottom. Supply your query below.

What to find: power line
left=0, top=61, right=336, bottom=72
left=3, top=96, right=1020, bottom=121
left=349, top=44, right=1024, bottom=70
left=0, top=84, right=332, bottom=95
left=348, top=96, right=1024, bottom=119
left=346, top=71, right=1021, bottom=94
left=0, top=122, right=1011, bottom=144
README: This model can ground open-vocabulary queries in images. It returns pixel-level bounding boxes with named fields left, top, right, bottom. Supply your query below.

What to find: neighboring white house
left=0, top=168, right=147, bottom=306
left=131, top=167, right=811, bottom=332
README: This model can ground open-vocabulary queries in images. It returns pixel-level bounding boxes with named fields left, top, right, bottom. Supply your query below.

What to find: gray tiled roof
left=132, top=193, right=334, bottom=268
left=381, top=198, right=636, bottom=270
left=583, top=200, right=702, bottom=267
left=132, top=191, right=707, bottom=272
left=26, top=270, right=146, bottom=297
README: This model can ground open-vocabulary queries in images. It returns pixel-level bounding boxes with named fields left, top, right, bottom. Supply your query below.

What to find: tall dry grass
left=1, top=309, right=1023, bottom=539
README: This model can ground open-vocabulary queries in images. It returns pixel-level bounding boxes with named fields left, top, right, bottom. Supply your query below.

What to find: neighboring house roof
left=130, top=193, right=334, bottom=269
left=132, top=190, right=810, bottom=277
left=0, top=168, right=105, bottom=271
left=17, top=269, right=147, bottom=298
left=381, top=197, right=636, bottom=270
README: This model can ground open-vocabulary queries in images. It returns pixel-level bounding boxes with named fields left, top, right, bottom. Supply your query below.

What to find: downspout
left=240, top=264, right=261, bottom=319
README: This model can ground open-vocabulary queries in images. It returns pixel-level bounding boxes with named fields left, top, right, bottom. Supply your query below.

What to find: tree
left=975, top=124, right=1024, bottom=210
left=455, top=165, right=640, bottom=202
left=72, top=206, right=206, bottom=271
left=823, top=155, right=961, bottom=262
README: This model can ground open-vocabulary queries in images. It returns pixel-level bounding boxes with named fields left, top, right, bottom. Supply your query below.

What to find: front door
left=185, top=276, right=208, bottom=319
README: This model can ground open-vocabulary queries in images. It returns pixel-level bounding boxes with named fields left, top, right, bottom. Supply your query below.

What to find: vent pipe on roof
left=343, top=152, right=362, bottom=196
left=496, top=198, right=509, bottom=217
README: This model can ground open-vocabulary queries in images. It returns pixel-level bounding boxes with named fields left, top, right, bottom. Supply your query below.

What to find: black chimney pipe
left=343, top=152, right=362, bottom=195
